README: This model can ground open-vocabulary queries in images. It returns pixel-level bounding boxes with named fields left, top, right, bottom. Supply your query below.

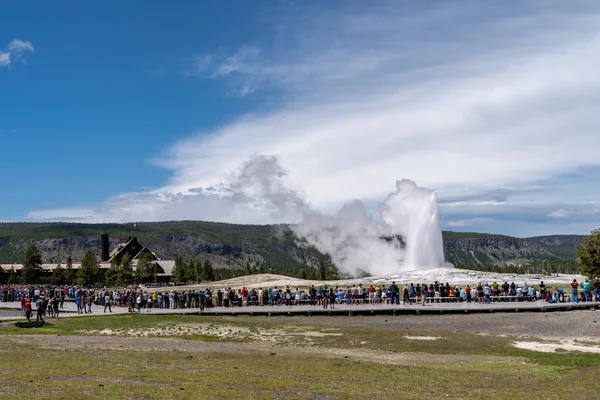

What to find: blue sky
left=2, top=1, right=600, bottom=237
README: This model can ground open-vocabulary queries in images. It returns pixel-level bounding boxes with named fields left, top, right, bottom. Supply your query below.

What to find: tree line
left=7, top=228, right=596, bottom=285
left=0, top=243, right=163, bottom=287
left=0, top=243, right=341, bottom=286
left=455, top=260, right=582, bottom=275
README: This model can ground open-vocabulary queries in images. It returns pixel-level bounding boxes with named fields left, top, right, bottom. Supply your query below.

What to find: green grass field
left=1, top=314, right=599, bottom=399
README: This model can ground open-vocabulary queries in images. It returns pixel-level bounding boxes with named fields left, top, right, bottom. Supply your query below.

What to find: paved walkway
left=1, top=299, right=598, bottom=320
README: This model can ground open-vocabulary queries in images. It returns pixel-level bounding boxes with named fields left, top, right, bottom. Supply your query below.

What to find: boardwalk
left=1, top=299, right=598, bottom=320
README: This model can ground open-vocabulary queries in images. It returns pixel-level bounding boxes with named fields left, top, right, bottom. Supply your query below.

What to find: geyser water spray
left=293, top=179, right=449, bottom=277
left=380, top=179, right=445, bottom=270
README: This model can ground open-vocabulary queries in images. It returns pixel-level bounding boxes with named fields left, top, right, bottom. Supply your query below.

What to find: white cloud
left=28, top=2, right=600, bottom=236
left=548, top=209, right=569, bottom=218
left=0, top=39, right=34, bottom=67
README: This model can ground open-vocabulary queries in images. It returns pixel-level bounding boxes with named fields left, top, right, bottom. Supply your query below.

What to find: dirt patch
left=78, top=323, right=344, bottom=344
left=404, top=336, right=441, bottom=341
left=3, top=334, right=521, bottom=367
left=513, top=340, right=600, bottom=354
left=249, top=309, right=600, bottom=341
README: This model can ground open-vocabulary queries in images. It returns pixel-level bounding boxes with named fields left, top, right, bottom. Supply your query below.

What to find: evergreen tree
left=104, top=260, right=118, bottom=286
left=0, top=265, right=6, bottom=284
left=245, top=261, right=252, bottom=275
left=173, top=256, right=186, bottom=284
left=183, top=259, right=195, bottom=282
left=319, top=260, right=326, bottom=281
left=76, top=250, right=101, bottom=287
left=7, top=267, right=16, bottom=285
left=326, top=263, right=341, bottom=280
left=203, top=260, right=215, bottom=281
left=134, top=252, right=154, bottom=284
left=21, top=243, right=44, bottom=284
left=52, top=263, right=66, bottom=285
left=194, top=259, right=205, bottom=281
left=65, top=255, right=75, bottom=285
left=116, top=253, right=134, bottom=286
left=577, top=229, right=600, bottom=281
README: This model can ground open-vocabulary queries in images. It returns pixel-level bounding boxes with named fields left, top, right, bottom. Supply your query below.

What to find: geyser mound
left=292, top=179, right=450, bottom=277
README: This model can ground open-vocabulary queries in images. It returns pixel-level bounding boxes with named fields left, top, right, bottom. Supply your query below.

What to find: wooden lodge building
left=0, top=235, right=176, bottom=281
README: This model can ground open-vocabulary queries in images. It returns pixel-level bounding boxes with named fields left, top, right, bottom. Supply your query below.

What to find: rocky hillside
left=0, top=222, right=586, bottom=269
left=442, top=232, right=585, bottom=266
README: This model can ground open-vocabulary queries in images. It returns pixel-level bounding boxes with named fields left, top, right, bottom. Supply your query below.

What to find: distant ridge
left=0, top=221, right=586, bottom=269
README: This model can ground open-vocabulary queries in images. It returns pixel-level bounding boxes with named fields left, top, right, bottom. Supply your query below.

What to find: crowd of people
left=203, top=278, right=600, bottom=308
left=1, top=278, right=599, bottom=317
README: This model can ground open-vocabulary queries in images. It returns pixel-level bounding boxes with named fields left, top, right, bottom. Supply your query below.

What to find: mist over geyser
left=292, top=179, right=449, bottom=277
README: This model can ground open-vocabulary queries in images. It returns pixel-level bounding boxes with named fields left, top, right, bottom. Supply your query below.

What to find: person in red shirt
left=570, top=279, right=579, bottom=303
left=465, top=286, right=472, bottom=303
left=24, top=298, right=32, bottom=321
left=20, top=296, right=26, bottom=316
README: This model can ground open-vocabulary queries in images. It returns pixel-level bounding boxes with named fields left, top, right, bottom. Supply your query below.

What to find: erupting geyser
left=292, top=179, right=450, bottom=277
left=380, top=179, right=445, bottom=270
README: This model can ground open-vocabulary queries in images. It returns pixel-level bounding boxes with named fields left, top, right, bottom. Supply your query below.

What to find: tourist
left=492, top=281, right=500, bottom=298
left=570, top=279, right=579, bottom=303
left=328, top=288, right=335, bottom=309
left=86, top=292, right=94, bottom=314
left=539, top=281, right=546, bottom=299
left=52, top=296, right=59, bottom=318
left=465, top=285, right=472, bottom=303
left=24, top=297, right=32, bottom=321
left=483, top=283, right=491, bottom=304
left=389, top=281, right=399, bottom=305
left=35, top=296, right=44, bottom=322
left=527, top=285, right=536, bottom=301
left=20, top=296, right=26, bottom=316
left=104, top=292, right=112, bottom=313
left=75, top=293, right=83, bottom=314
left=582, top=279, right=592, bottom=302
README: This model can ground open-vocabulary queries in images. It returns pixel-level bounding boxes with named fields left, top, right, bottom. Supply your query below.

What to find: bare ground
left=227, top=309, right=600, bottom=341
left=3, top=334, right=518, bottom=367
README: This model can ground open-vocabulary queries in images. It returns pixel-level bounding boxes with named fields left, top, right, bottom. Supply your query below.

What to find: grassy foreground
left=1, top=314, right=599, bottom=399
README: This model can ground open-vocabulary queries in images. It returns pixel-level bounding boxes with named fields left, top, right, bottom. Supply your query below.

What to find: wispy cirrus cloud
left=185, top=45, right=261, bottom=96
left=0, top=39, right=34, bottom=68
left=28, top=1, right=600, bottom=236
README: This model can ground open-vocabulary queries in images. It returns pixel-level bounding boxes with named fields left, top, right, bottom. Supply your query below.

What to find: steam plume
left=292, top=179, right=449, bottom=276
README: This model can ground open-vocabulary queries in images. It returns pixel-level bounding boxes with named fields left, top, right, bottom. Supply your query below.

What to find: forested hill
left=0, top=221, right=587, bottom=270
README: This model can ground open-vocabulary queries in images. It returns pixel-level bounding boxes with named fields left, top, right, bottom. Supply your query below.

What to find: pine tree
left=76, top=250, right=101, bottom=287
left=52, top=263, right=66, bottom=285
left=184, top=260, right=195, bottom=282
left=195, top=259, right=205, bottom=282
left=21, top=243, right=44, bottom=284
left=7, top=267, right=16, bottom=285
left=65, top=255, right=75, bottom=285
left=173, top=256, right=186, bottom=284
left=326, top=263, right=341, bottom=280
left=319, top=259, right=326, bottom=281
left=116, top=253, right=134, bottom=286
left=134, top=252, right=154, bottom=284
left=0, top=265, right=6, bottom=284
left=104, top=260, right=118, bottom=286
left=203, top=260, right=215, bottom=281
left=577, top=229, right=600, bottom=281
